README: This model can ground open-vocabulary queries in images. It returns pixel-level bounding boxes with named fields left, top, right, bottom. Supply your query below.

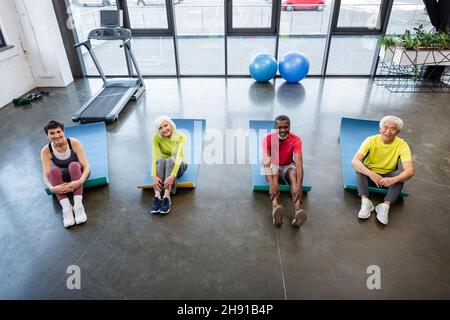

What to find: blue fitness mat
left=45, top=122, right=109, bottom=195
left=339, top=117, right=409, bottom=197
left=249, top=120, right=312, bottom=192
left=138, top=119, right=206, bottom=189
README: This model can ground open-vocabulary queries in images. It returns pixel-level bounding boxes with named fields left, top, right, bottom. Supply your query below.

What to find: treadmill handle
left=74, top=41, right=91, bottom=50
left=120, top=38, right=131, bottom=49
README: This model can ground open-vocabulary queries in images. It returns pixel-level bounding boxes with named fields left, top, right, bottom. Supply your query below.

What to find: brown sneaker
left=272, top=205, right=285, bottom=226
left=292, top=209, right=307, bottom=227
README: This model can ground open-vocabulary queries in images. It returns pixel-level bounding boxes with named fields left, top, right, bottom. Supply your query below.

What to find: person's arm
left=352, top=152, right=383, bottom=187
left=40, top=146, right=70, bottom=194
left=67, top=139, right=91, bottom=190
left=262, top=145, right=271, bottom=167
left=169, top=134, right=185, bottom=177
left=380, top=161, right=414, bottom=187
left=163, top=134, right=186, bottom=188
left=261, top=135, right=279, bottom=200
left=151, top=135, right=163, bottom=191
left=151, top=135, right=161, bottom=176
left=263, top=158, right=278, bottom=201
left=293, top=152, right=304, bottom=203
left=381, top=142, right=414, bottom=187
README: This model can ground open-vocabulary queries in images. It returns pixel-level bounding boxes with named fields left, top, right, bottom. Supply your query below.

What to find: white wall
left=0, top=0, right=35, bottom=109
left=0, top=0, right=74, bottom=109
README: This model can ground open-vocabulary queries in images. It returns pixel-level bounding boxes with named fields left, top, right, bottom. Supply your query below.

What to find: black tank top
left=48, top=138, right=79, bottom=169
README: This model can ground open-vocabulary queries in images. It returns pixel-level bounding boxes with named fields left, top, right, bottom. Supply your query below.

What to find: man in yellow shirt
left=351, top=115, right=414, bottom=225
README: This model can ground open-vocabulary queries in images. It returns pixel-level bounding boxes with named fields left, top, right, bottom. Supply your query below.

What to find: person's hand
left=164, top=175, right=176, bottom=188
left=164, top=175, right=176, bottom=189
left=67, top=180, right=83, bottom=191
left=269, top=185, right=279, bottom=201
left=51, top=183, right=71, bottom=195
left=369, top=172, right=384, bottom=187
left=292, top=185, right=303, bottom=204
left=262, top=156, right=271, bottom=167
left=152, top=176, right=163, bottom=191
left=380, top=177, right=397, bottom=187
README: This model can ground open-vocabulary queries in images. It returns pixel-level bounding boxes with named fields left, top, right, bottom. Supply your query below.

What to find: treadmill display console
left=103, top=29, right=115, bottom=37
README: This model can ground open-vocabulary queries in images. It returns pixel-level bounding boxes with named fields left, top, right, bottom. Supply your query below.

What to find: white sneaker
left=358, top=199, right=374, bottom=219
left=62, top=206, right=75, bottom=228
left=73, top=205, right=87, bottom=225
left=292, top=209, right=307, bottom=227
left=272, top=205, right=285, bottom=226
left=375, top=203, right=389, bottom=225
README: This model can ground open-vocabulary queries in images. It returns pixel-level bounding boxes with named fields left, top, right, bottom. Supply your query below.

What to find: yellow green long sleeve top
left=152, top=130, right=186, bottom=177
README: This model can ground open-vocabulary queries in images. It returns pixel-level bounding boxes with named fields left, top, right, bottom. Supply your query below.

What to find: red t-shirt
left=262, top=132, right=302, bottom=166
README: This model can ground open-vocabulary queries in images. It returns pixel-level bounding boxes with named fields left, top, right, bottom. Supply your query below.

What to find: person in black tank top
left=48, top=137, right=79, bottom=170
left=41, top=120, right=91, bottom=228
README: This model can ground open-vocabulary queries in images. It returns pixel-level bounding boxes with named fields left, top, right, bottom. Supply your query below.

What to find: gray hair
left=380, top=115, right=403, bottom=131
left=154, top=115, right=176, bottom=136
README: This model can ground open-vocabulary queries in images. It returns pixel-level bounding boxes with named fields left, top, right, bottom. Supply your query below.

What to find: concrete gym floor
left=0, top=78, right=449, bottom=299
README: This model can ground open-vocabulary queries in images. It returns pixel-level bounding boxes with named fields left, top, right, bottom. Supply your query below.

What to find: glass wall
left=126, top=0, right=169, bottom=29
left=232, top=0, right=273, bottom=29
left=83, top=39, right=129, bottom=75
left=69, top=0, right=123, bottom=76
left=337, top=0, right=382, bottom=29
left=386, top=0, right=433, bottom=34
left=68, top=0, right=432, bottom=77
left=324, top=0, right=389, bottom=76
left=278, top=0, right=332, bottom=75
left=69, top=1, right=118, bottom=42
left=131, top=37, right=176, bottom=75
left=375, top=0, right=435, bottom=76
left=175, top=0, right=225, bottom=75
left=227, top=36, right=276, bottom=74
left=326, top=36, right=378, bottom=75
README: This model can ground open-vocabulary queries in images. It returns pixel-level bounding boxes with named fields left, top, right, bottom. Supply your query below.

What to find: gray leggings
left=156, top=158, right=188, bottom=194
left=357, top=169, right=404, bottom=203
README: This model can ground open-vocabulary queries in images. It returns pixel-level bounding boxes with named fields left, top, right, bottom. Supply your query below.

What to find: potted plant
left=432, top=31, right=450, bottom=66
left=392, top=25, right=450, bottom=66
left=393, top=28, right=423, bottom=65
left=379, top=35, right=397, bottom=61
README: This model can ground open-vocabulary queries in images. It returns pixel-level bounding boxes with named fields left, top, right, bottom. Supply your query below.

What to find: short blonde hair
left=380, top=115, right=403, bottom=131
left=154, top=115, right=176, bottom=136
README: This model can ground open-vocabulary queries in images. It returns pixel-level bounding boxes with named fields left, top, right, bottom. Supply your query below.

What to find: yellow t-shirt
left=357, top=135, right=412, bottom=174
left=152, top=130, right=186, bottom=177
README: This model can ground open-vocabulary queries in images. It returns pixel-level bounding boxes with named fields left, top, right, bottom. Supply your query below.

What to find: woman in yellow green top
left=351, top=115, right=414, bottom=225
left=150, top=116, right=187, bottom=215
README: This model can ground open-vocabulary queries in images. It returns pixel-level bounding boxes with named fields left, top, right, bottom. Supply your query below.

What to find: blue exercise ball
left=249, top=53, right=278, bottom=82
left=279, top=52, right=310, bottom=83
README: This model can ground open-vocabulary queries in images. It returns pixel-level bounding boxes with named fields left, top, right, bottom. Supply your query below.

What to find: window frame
left=321, top=0, right=394, bottom=76
left=65, top=0, right=399, bottom=77
left=226, top=0, right=281, bottom=36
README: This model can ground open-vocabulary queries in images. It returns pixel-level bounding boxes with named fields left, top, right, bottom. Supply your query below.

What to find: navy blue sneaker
left=159, top=197, right=171, bottom=215
left=150, top=197, right=162, bottom=214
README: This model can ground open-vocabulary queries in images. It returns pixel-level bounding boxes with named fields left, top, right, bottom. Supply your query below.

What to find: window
left=68, top=0, right=429, bottom=77
left=386, top=0, right=433, bottom=34
left=0, top=29, right=6, bottom=49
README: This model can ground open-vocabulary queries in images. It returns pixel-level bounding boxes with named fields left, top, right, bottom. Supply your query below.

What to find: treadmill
left=73, top=15, right=145, bottom=123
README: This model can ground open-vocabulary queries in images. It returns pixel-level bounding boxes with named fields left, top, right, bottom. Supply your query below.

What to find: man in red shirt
left=261, top=115, right=306, bottom=227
